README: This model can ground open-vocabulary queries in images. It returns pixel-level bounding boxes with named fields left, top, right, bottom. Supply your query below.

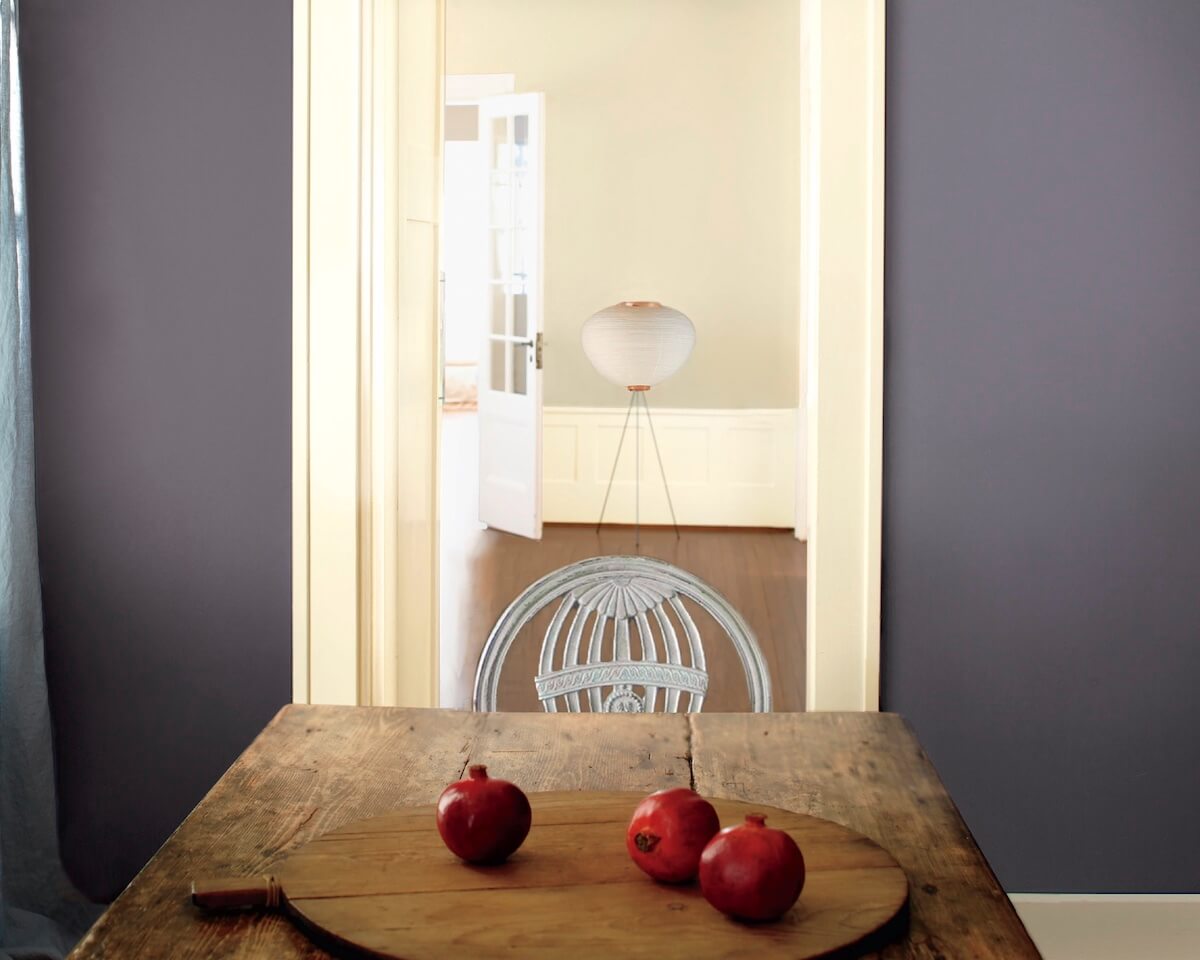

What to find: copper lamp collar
left=621, top=300, right=662, bottom=308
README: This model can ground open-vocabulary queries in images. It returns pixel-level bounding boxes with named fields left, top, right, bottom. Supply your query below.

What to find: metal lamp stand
left=595, top=387, right=680, bottom=548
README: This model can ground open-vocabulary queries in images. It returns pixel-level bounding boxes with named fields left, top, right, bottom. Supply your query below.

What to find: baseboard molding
left=1009, top=894, right=1200, bottom=960
left=543, top=406, right=799, bottom=528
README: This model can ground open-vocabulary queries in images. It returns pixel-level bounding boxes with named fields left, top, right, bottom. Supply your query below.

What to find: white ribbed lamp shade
left=581, top=301, right=695, bottom=389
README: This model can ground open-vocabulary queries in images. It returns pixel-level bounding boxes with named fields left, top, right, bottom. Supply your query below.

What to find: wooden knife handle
left=191, top=875, right=283, bottom=911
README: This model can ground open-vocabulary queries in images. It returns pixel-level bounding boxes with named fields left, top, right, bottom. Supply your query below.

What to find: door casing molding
left=293, top=0, right=883, bottom=711
left=802, top=0, right=885, bottom=710
left=293, top=0, right=442, bottom=706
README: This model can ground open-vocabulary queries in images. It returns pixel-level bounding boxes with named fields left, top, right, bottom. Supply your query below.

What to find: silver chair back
left=473, top=556, right=771, bottom=713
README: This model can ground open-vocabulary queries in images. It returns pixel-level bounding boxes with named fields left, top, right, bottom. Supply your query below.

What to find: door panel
left=477, top=92, right=544, bottom=539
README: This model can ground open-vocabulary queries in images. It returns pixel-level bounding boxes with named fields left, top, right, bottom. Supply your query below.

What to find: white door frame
left=802, top=0, right=885, bottom=710
left=293, top=0, right=443, bottom=707
left=292, top=0, right=884, bottom=712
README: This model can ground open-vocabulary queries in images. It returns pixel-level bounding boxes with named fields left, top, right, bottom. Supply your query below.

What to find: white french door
left=477, top=93, right=544, bottom=539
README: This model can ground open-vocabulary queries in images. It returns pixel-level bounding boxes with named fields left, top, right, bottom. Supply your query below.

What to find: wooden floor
left=439, top=411, right=806, bottom=712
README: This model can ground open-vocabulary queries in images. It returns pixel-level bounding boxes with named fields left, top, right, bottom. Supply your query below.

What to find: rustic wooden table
left=68, top=706, right=1041, bottom=959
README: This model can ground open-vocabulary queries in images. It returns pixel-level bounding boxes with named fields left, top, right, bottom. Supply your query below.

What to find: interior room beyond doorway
left=437, top=0, right=807, bottom=712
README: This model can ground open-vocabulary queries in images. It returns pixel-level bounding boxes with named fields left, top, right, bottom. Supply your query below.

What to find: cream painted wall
left=447, top=0, right=801, bottom=409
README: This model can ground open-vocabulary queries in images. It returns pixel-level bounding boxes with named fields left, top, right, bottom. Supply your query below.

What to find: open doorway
left=294, top=0, right=883, bottom=713
left=437, top=0, right=807, bottom=714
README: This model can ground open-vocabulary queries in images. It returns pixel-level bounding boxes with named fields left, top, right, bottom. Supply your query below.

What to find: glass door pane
left=482, top=100, right=538, bottom=399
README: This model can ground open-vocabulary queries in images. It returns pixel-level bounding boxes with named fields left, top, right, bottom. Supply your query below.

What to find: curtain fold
left=1, top=2, right=98, bottom=957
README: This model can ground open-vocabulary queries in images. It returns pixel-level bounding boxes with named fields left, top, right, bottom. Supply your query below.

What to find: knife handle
left=191, top=875, right=283, bottom=911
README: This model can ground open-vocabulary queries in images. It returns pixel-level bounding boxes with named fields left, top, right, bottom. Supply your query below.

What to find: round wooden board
left=277, top=792, right=908, bottom=960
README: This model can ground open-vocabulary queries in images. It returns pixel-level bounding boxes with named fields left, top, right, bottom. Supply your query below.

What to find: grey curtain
left=0, top=2, right=97, bottom=957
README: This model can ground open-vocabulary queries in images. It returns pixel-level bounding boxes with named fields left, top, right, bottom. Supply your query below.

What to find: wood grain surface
left=196, top=792, right=907, bottom=960
left=67, top=707, right=1041, bottom=959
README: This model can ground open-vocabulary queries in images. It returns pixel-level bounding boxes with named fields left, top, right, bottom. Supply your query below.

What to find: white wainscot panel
left=543, top=424, right=579, bottom=484
left=543, top=407, right=799, bottom=528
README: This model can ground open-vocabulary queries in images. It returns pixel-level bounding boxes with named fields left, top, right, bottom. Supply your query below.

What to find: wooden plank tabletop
left=68, top=706, right=1041, bottom=959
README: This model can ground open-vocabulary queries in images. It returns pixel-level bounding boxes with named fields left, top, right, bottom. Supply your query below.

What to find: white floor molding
left=1010, top=894, right=1200, bottom=960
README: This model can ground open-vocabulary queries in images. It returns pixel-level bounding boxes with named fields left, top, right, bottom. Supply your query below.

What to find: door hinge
left=535, top=332, right=544, bottom=370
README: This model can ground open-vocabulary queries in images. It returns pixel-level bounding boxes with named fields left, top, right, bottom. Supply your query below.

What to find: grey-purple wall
left=884, top=0, right=1200, bottom=891
left=21, top=1, right=292, bottom=900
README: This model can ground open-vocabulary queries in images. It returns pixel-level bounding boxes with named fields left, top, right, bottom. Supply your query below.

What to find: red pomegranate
left=699, top=814, right=806, bottom=921
left=436, top=765, right=531, bottom=864
left=626, top=787, right=720, bottom=883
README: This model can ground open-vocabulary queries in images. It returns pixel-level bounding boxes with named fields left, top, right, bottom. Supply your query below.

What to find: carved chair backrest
left=473, top=556, right=772, bottom=713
